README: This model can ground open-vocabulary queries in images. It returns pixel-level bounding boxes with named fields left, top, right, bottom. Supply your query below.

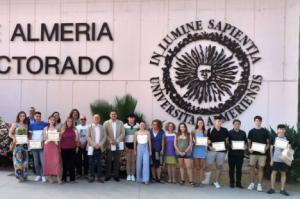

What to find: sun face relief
left=197, top=65, right=212, bottom=81
left=150, top=20, right=262, bottom=125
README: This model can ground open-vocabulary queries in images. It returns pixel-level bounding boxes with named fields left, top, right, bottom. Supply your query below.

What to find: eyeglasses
left=80, top=118, right=86, bottom=121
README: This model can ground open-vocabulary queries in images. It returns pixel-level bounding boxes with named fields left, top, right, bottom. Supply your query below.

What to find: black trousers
left=89, top=149, right=103, bottom=179
left=76, top=147, right=88, bottom=176
left=228, top=154, right=244, bottom=186
left=106, top=150, right=121, bottom=178
left=61, top=148, right=76, bottom=182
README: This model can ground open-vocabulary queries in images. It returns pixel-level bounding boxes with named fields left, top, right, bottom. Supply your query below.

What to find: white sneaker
left=213, top=181, right=221, bottom=189
left=127, top=175, right=131, bottom=181
left=131, top=175, right=135, bottom=181
left=42, top=176, right=47, bottom=183
left=34, top=176, right=41, bottom=182
left=248, top=182, right=255, bottom=190
left=257, top=184, right=263, bottom=192
left=201, top=172, right=211, bottom=185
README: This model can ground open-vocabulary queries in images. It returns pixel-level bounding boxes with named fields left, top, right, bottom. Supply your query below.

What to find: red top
left=60, top=128, right=77, bottom=149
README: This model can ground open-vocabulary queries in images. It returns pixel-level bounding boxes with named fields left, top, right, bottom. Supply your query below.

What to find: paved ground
left=0, top=171, right=299, bottom=199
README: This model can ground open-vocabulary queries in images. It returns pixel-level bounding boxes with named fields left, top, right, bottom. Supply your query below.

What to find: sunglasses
left=80, top=118, right=86, bottom=121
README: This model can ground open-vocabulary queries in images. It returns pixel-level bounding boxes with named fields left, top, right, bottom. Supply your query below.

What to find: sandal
left=179, top=180, right=185, bottom=185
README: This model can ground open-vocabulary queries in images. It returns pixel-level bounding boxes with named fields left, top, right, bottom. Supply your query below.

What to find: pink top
left=60, top=128, right=77, bottom=149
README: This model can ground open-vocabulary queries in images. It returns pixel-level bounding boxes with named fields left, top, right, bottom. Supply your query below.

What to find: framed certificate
left=275, top=138, right=289, bottom=149
left=16, top=135, right=28, bottom=144
left=111, top=144, right=116, bottom=151
left=125, top=135, right=134, bottom=143
left=47, top=131, right=60, bottom=142
left=29, top=140, right=42, bottom=149
left=232, top=141, right=245, bottom=150
left=251, top=142, right=266, bottom=153
left=196, top=137, right=208, bottom=146
left=87, top=146, right=94, bottom=156
left=212, top=142, right=226, bottom=151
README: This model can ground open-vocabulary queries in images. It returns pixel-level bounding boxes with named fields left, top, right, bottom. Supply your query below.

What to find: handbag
left=279, top=147, right=294, bottom=166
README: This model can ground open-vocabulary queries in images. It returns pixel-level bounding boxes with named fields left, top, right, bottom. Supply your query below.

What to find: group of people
left=8, top=107, right=292, bottom=196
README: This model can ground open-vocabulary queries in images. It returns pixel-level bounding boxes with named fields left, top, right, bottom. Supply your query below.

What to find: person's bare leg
left=157, top=167, right=161, bottom=180
left=171, top=165, right=176, bottom=182
left=270, top=170, right=277, bottom=189
left=151, top=167, right=156, bottom=180
left=167, top=165, right=172, bottom=182
left=258, top=166, right=264, bottom=184
left=185, top=159, right=193, bottom=183
left=199, top=159, right=204, bottom=182
left=214, top=165, right=222, bottom=182
left=249, top=165, right=255, bottom=183
left=193, top=159, right=199, bottom=183
left=178, top=159, right=185, bottom=181
left=280, top=172, right=286, bottom=191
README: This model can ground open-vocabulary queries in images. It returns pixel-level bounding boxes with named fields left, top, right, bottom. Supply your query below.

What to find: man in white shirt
left=103, top=111, right=125, bottom=182
left=75, top=115, right=89, bottom=178
left=86, top=114, right=106, bottom=183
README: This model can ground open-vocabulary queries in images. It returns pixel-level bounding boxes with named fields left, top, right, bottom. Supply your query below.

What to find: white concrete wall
left=0, top=0, right=299, bottom=132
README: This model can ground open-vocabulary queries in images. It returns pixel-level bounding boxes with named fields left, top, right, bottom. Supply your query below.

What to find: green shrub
left=90, top=94, right=144, bottom=124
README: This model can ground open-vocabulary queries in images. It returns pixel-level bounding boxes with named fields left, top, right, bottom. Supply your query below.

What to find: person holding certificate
left=174, top=122, right=193, bottom=185
left=43, top=116, right=61, bottom=184
left=104, top=111, right=125, bottom=182
left=204, top=116, right=229, bottom=188
left=60, top=117, right=79, bottom=183
left=267, top=124, right=291, bottom=196
left=134, top=121, right=151, bottom=184
left=164, top=122, right=177, bottom=183
left=247, top=115, right=270, bottom=192
left=75, top=115, right=89, bottom=178
left=228, top=119, right=248, bottom=188
left=150, top=119, right=165, bottom=183
left=86, top=114, right=107, bottom=183
left=124, top=113, right=139, bottom=181
left=8, top=111, right=29, bottom=182
left=191, top=117, right=207, bottom=187
left=29, top=111, right=48, bottom=183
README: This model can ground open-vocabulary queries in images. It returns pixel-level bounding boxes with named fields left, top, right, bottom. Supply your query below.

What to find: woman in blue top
left=150, top=119, right=164, bottom=183
left=191, top=117, right=207, bottom=186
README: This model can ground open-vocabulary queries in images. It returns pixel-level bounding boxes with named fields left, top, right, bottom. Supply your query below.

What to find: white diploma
left=16, top=135, right=28, bottom=144
left=111, top=144, right=116, bottom=151
left=47, top=131, right=60, bottom=142
left=251, top=142, right=266, bottom=153
left=232, top=141, right=245, bottom=150
left=87, top=146, right=94, bottom=156
left=137, top=135, right=148, bottom=144
left=118, top=142, right=124, bottom=150
left=196, top=137, right=208, bottom=146
left=125, top=135, right=134, bottom=143
left=29, top=140, right=42, bottom=149
left=212, top=142, right=226, bottom=151
left=275, top=138, right=289, bottom=149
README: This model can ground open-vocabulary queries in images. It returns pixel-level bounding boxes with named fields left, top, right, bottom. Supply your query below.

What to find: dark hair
left=277, top=124, right=286, bottom=129
left=69, top=109, right=80, bottom=120
left=152, top=119, right=162, bottom=129
left=177, top=122, right=189, bottom=136
left=254, top=115, right=262, bottom=121
left=127, top=113, right=136, bottom=118
left=195, top=117, right=205, bottom=132
left=16, top=111, right=28, bottom=125
left=232, top=119, right=241, bottom=125
left=164, top=122, right=176, bottom=131
left=214, top=116, right=222, bottom=120
left=51, top=111, right=61, bottom=124
left=110, top=110, right=117, bottom=114
left=34, top=111, right=42, bottom=116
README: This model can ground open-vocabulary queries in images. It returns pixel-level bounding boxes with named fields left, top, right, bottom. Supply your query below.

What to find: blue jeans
left=136, top=143, right=150, bottom=183
left=32, top=149, right=44, bottom=176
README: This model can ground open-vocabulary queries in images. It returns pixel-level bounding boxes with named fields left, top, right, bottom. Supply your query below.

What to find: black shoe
left=236, top=184, right=244, bottom=189
left=267, top=188, right=275, bottom=194
left=97, top=178, right=104, bottom=183
left=280, top=190, right=290, bottom=196
left=114, top=177, right=120, bottom=182
left=230, top=184, right=235, bottom=188
left=105, top=177, right=111, bottom=181
left=88, top=178, right=95, bottom=183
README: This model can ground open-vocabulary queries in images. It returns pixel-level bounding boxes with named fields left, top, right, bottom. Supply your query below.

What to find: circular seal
left=162, top=32, right=250, bottom=115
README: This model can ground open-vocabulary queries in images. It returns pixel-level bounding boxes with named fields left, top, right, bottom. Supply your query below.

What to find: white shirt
left=76, top=124, right=88, bottom=144
left=93, top=123, right=100, bottom=144
left=112, top=121, right=117, bottom=139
